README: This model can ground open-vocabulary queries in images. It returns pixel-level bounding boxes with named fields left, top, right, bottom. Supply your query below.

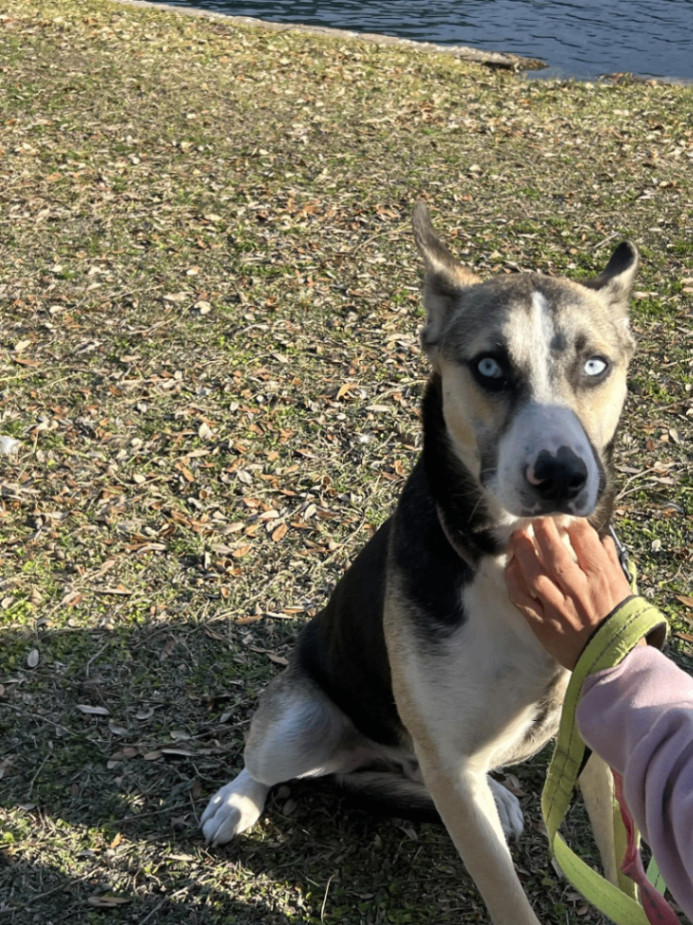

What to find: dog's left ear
left=584, top=241, right=639, bottom=313
left=412, top=202, right=481, bottom=350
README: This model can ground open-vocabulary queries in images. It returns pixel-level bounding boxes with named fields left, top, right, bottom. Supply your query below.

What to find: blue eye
left=584, top=356, right=608, bottom=377
left=477, top=357, right=503, bottom=379
left=472, top=354, right=510, bottom=392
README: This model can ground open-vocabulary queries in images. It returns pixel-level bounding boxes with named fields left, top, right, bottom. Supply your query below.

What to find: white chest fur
left=406, top=554, right=568, bottom=773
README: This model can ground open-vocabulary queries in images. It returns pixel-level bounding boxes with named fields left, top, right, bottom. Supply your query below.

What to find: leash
left=541, top=539, right=678, bottom=924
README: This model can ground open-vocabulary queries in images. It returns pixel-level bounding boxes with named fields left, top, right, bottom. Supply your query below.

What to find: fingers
left=505, top=553, right=542, bottom=617
left=505, top=517, right=635, bottom=670
left=509, top=529, right=544, bottom=584
left=530, top=518, right=587, bottom=594
left=563, top=517, right=609, bottom=576
left=566, top=520, right=633, bottom=597
left=603, top=535, right=622, bottom=570
left=506, top=526, right=567, bottom=614
left=508, top=517, right=633, bottom=615
left=528, top=518, right=624, bottom=591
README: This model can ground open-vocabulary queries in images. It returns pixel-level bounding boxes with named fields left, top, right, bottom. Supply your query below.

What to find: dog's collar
left=436, top=505, right=477, bottom=572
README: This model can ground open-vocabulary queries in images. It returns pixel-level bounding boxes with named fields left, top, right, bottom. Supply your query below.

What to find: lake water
left=158, top=0, right=693, bottom=81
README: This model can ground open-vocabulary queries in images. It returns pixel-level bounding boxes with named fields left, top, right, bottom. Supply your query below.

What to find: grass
left=0, top=1, right=691, bottom=922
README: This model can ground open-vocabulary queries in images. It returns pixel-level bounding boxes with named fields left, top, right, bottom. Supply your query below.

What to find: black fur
left=298, top=373, right=495, bottom=747
left=420, top=373, right=502, bottom=562
left=298, top=519, right=402, bottom=746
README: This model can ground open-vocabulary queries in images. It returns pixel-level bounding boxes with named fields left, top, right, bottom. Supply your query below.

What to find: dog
left=201, top=203, right=639, bottom=925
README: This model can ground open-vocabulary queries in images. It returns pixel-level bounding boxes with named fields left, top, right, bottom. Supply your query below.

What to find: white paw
left=201, top=768, right=270, bottom=846
left=489, top=776, right=524, bottom=841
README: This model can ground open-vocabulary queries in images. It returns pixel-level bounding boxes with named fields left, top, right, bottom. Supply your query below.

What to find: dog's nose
left=526, top=447, right=588, bottom=501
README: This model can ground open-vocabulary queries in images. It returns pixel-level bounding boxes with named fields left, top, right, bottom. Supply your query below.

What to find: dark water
left=157, top=0, right=693, bottom=80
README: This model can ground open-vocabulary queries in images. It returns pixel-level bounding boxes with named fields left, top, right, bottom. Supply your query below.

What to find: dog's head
left=413, top=203, right=638, bottom=521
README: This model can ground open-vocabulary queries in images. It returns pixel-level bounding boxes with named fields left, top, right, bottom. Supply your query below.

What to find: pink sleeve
left=576, top=645, right=693, bottom=920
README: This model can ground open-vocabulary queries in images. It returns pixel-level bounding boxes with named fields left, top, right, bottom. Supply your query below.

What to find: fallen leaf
left=336, top=381, right=358, bottom=400
left=161, top=746, right=206, bottom=757
left=95, top=585, right=132, bottom=596
left=76, top=704, right=110, bottom=716
left=177, top=464, right=195, bottom=483
left=267, top=653, right=289, bottom=666
left=61, top=590, right=84, bottom=607
left=87, top=893, right=131, bottom=908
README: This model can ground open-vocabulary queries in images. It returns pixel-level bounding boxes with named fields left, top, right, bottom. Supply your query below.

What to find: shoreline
left=113, top=0, right=547, bottom=71
left=114, top=0, right=693, bottom=84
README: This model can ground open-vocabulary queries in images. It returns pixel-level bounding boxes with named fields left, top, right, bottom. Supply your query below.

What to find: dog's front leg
left=418, top=750, right=540, bottom=925
left=580, top=752, right=639, bottom=897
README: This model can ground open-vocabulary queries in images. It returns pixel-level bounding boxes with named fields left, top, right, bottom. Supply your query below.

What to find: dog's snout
left=526, top=446, right=588, bottom=502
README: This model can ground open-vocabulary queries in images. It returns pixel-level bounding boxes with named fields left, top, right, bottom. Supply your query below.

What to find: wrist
left=572, top=595, right=668, bottom=678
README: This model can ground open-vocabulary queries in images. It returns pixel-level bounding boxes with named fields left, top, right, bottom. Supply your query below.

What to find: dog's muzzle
left=493, top=403, right=601, bottom=517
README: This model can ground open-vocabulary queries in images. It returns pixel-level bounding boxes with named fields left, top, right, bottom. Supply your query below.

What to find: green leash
left=541, top=582, right=670, bottom=924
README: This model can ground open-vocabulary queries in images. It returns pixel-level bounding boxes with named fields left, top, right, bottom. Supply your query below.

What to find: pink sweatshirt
left=577, top=645, right=693, bottom=921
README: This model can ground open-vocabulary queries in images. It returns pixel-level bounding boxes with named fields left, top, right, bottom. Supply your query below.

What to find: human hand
left=505, top=517, right=636, bottom=670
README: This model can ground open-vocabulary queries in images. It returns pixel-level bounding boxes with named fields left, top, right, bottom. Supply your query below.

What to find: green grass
left=0, top=1, right=691, bottom=922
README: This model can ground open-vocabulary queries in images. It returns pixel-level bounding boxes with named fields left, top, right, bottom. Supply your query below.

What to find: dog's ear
left=412, top=203, right=480, bottom=350
left=583, top=241, right=639, bottom=313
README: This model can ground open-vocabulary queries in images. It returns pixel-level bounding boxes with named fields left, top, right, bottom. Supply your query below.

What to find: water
left=157, top=0, right=693, bottom=80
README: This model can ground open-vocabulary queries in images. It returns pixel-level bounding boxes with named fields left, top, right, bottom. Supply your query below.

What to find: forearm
left=576, top=640, right=693, bottom=918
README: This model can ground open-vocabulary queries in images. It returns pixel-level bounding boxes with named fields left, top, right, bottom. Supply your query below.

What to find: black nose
left=527, top=446, right=587, bottom=501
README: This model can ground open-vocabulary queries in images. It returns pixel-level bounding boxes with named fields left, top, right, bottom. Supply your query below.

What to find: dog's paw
left=489, top=776, right=524, bottom=841
left=201, top=768, right=270, bottom=846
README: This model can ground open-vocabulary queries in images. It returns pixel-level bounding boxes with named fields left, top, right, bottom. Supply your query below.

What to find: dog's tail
left=335, top=769, right=441, bottom=824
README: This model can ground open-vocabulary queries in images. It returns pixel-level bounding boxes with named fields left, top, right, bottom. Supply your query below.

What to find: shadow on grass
left=0, top=619, right=493, bottom=924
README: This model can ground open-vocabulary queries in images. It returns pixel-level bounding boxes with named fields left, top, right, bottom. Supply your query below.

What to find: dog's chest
left=460, top=556, right=550, bottom=676
left=429, top=555, right=568, bottom=768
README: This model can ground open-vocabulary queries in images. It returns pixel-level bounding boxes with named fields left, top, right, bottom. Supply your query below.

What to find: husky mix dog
left=201, top=204, right=639, bottom=925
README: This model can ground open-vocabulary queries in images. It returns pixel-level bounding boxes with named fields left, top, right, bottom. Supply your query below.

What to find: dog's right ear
left=412, top=203, right=480, bottom=351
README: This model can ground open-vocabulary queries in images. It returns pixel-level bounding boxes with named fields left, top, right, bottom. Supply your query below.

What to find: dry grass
left=0, top=1, right=691, bottom=922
